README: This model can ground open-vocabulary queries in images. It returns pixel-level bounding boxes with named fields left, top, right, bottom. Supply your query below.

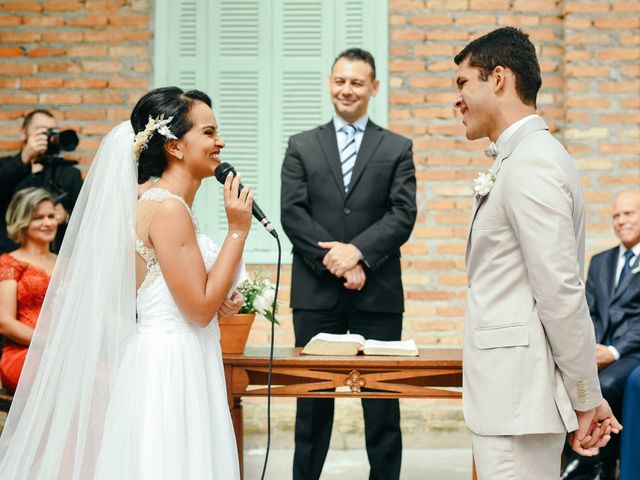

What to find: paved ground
left=244, top=447, right=473, bottom=480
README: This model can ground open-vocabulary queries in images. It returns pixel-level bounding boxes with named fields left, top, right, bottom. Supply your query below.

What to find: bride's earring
left=176, top=152, right=183, bottom=160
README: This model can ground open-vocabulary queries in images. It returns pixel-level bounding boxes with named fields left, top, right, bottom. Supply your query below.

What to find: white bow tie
left=484, top=142, right=499, bottom=160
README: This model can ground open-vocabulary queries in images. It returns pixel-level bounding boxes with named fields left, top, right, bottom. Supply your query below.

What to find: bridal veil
left=0, top=121, right=138, bottom=479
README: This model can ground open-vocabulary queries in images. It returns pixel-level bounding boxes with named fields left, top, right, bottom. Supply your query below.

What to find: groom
left=455, top=27, right=621, bottom=478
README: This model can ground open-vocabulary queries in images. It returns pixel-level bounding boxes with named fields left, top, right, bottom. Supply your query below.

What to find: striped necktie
left=340, top=124, right=358, bottom=191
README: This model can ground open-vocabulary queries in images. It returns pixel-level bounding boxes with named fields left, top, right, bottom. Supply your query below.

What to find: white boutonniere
left=632, top=265, right=640, bottom=275
left=473, top=169, right=496, bottom=196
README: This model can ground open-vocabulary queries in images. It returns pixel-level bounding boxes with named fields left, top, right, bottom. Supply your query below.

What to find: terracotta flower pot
left=219, top=313, right=255, bottom=355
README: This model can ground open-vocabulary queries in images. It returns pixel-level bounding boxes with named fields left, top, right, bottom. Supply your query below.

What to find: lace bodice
left=135, top=188, right=198, bottom=294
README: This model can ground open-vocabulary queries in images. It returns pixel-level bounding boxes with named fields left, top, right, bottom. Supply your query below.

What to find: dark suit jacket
left=281, top=119, right=416, bottom=313
left=586, top=246, right=640, bottom=359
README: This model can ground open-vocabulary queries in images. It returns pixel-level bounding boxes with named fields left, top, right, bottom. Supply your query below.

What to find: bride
left=0, top=87, right=252, bottom=479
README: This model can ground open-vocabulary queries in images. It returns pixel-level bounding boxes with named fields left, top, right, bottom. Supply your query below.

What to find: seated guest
left=562, top=191, right=640, bottom=480
left=620, top=365, right=640, bottom=480
left=0, top=188, right=57, bottom=392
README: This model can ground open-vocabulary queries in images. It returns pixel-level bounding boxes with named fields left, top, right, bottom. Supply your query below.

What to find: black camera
left=45, top=128, right=79, bottom=156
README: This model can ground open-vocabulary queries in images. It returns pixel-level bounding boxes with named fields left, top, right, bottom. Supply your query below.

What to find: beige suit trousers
left=472, top=432, right=565, bottom=479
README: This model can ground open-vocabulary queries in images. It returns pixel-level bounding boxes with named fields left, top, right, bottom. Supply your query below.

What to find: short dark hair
left=130, top=86, right=212, bottom=184
left=332, top=48, right=376, bottom=80
left=454, top=27, right=541, bottom=107
left=22, top=109, right=54, bottom=130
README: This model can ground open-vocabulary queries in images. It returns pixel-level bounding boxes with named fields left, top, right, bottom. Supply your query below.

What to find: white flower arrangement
left=237, top=272, right=279, bottom=324
left=473, top=169, right=497, bottom=196
left=132, top=114, right=178, bottom=159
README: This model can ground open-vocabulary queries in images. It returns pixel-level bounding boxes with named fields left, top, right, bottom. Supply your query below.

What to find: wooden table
left=223, top=347, right=465, bottom=478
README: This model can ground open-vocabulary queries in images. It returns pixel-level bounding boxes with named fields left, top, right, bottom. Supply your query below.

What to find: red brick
left=0, top=92, right=37, bottom=105
left=413, top=107, right=455, bottom=119
left=82, top=92, right=125, bottom=104
left=412, top=15, right=453, bottom=26
left=409, top=76, right=454, bottom=88
left=497, top=15, right=540, bottom=26
left=456, top=15, right=497, bottom=25
left=132, top=61, right=150, bottom=73
left=108, top=14, right=149, bottom=26
left=596, top=48, right=640, bottom=61
left=66, top=14, right=108, bottom=26
left=67, top=45, right=109, bottom=57
left=0, top=140, right=22, bottom=150
left=43, top=1, right=84, bottom=11
left=565, top=65, right=610, bottom=78
left=63, top=78, right=108, bottom=89
left=0, top=15, right=21, bottom=26
left=565, top=33, right=611, bottom=45
left=469, top=0, right=509, bottom=9
left=1, top=1, right=42, bottom=11
left=612, top=0, right=640, bottom=12
left=426, top=29, right=469, bottom=41
left=85, top=0, right=125, bottom=10
left=27, top=46, right=66, bottom=57
left=598, top=80, right=640, bottom=93
left=38, top=62, right=82, bottom=74
left=563, top=2, right=610, bottom=14
left=22, top=15, right=64, bottom=26
left=390, top=14, right=406, bottom=26
left=427, top=0, right=467, bottom=9
left=42, top=30, right=83, bottom=42
left=593, top=18, right=639, bottom=30
left=390, top=60, right=425, bottom=72
left=0, top=78, right=19, bottom=88
left=391, top=29, right=425, bottom=41
left=0, top=31, right=41, bottom=42
left=512, top=0, right=557, bottom=11
left=64, top=109, right=107, bottom=121
left=0, top=110, right=25, bottom=120
left=564, top=17, right=592, bottom=29
left=39, top=93, right=82, bottom=105
left=0, top=46, right=23, bottom=57
left=620, top=65, right=640, bottom=77
left=109, top=77, right=149, bottom=90
left=108, top=45, right=149, bottom=57
left=0, top=62, right=36, bottom=74
left=82, top=60, right=123, bottom=73
left=21, top=78, right=64, bottom=89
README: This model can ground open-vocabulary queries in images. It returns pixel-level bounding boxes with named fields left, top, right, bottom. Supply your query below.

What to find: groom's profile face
left=454, top=58, right=496, bottom=142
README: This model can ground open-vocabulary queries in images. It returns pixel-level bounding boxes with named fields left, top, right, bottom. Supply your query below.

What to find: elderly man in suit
left=562, top=191, right=640, bottom=479
left=454, top=27, right=621, bottom=479
left=281, top=48, right=416, bottom=480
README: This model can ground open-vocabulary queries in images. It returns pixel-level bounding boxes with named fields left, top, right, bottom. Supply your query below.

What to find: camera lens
left=46, top=128, right=79, bottom=155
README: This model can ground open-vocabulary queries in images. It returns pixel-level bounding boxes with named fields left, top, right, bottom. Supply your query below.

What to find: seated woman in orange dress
left=0, top=187, right=57, bottom=392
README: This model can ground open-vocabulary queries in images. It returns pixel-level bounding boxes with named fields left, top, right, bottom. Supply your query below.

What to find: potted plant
left=219, top=272, right=278, bottom=354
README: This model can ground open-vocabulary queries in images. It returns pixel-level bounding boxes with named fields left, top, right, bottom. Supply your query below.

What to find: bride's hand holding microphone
left=222, top=170, right=253, bottom=241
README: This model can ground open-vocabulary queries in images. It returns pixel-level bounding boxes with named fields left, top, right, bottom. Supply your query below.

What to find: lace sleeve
left=0, top=254, right=25, bottom=282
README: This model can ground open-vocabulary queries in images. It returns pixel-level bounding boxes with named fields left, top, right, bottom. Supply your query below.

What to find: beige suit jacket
left=463, top=116, right=603, bottom=436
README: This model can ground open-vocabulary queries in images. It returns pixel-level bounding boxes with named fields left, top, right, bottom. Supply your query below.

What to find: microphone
left=214, top=162, right=278, bottom=239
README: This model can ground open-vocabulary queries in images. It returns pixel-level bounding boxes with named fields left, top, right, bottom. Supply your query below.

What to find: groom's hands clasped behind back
left=571, top=399, right=623, bottom=456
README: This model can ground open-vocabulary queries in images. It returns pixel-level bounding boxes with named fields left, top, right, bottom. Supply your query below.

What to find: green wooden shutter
left=155, top=0, right=388, bottom=264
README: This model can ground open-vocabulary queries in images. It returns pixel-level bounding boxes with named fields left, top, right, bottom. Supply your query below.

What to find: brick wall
left=1, top=0, right=638, bottom=445
left=0, top=0, right=151, bottom=168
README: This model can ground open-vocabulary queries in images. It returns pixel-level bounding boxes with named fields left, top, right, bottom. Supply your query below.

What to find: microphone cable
left=260, top=233, right=281, bottom=480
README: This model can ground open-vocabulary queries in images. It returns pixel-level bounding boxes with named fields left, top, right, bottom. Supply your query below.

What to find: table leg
left=233, top=396, right=244, bottom=479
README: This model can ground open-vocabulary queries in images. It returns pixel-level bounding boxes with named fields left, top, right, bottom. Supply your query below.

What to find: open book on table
left=301, top=333, right=419, bottom=357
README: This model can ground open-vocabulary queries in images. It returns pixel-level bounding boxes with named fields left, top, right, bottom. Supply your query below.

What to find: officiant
left=280, top=47, right=417, bottom=480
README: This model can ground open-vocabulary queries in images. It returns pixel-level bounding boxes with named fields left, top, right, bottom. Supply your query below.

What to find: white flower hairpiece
left=132, top=114, right=178, bottom=159
left=473, top=169, right=496, bottom=196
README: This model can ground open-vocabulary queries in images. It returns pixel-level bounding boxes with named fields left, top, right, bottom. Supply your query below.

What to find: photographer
left=0, top=109, right=83, bottom=253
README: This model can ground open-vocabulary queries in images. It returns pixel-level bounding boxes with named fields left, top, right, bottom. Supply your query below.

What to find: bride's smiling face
left=177, top=100, right=225, bottom=179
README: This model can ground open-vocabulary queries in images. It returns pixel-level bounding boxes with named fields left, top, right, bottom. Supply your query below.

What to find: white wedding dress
left=93, top=188, right=241, bottom=480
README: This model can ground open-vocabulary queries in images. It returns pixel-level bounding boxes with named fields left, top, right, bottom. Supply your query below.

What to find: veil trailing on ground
left=0, top=121, right=138, bottom=479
